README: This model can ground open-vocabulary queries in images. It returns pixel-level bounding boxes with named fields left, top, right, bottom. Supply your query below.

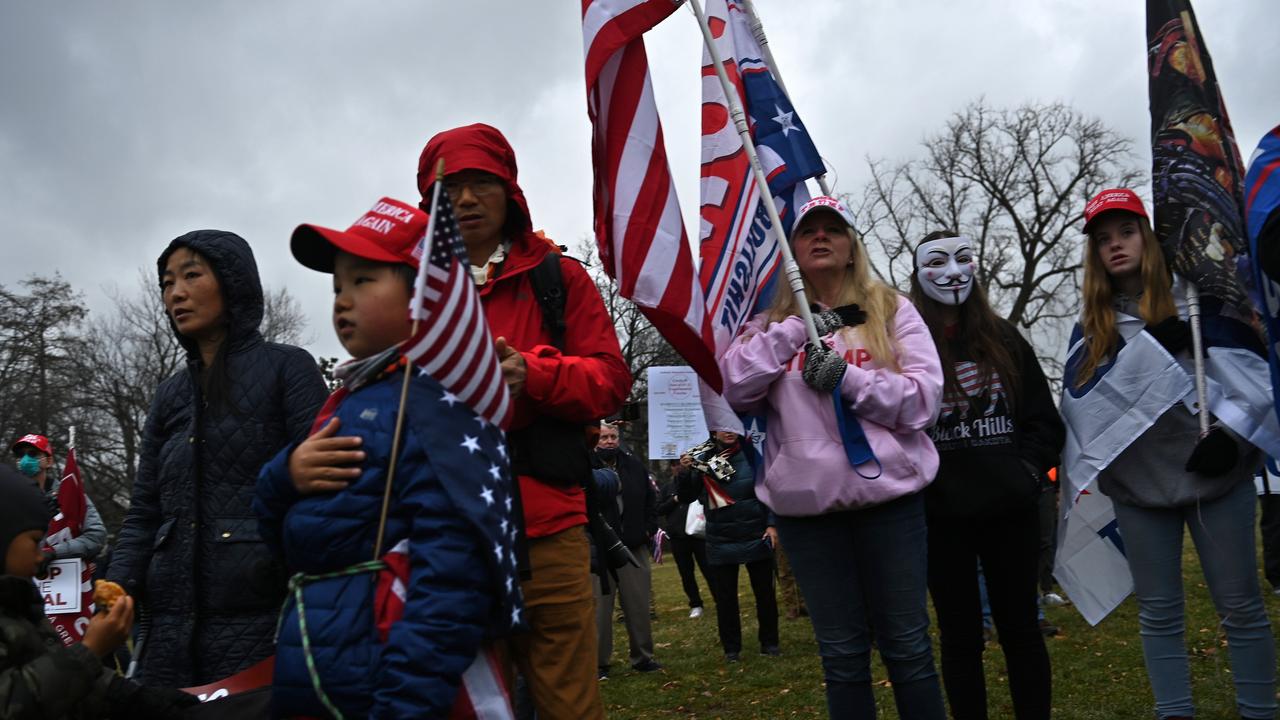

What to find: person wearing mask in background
left=594, top=421, right=661, bottom=674
left=909, top=230, right=1062, bottom=719
left=11, top=434, right=105, bottom=571
left=720, top=196, right=946, bottom=718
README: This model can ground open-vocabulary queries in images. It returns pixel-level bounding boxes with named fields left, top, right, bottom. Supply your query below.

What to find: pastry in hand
left=93, top=579, right=126, bottom=612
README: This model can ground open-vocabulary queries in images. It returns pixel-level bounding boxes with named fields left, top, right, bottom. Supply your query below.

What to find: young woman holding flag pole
left=1064, top=188, right=1277, bottom=720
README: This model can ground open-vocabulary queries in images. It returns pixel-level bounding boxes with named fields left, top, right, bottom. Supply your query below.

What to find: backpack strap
left=527, top=251, right=567, bottom=351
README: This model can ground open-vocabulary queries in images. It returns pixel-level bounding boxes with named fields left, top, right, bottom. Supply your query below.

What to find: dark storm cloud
left=1, top=1, right=1273, bottom=360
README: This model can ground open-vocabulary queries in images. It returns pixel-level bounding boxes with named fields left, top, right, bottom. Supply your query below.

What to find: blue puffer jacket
left=679, top=445, right=774, bottom=566
left=255, top=365, right=523, bottom=719
left=107, top=230, right=327, bottom=687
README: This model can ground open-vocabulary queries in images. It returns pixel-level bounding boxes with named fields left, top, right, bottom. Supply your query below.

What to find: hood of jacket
left=417, top=123, right=533, bottom=239
left=156, top=229, right=264, bottom=359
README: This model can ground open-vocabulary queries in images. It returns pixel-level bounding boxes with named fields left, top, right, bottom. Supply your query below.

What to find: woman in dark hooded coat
left=108, top=230, right=327, bottom=687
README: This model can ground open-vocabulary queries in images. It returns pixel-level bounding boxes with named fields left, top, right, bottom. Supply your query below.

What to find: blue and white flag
left=1246, top=125, right=1280, bottom=427
left=697, top=0, right=824, bottom=434
left=1055, top=275, right=1280, bottom=624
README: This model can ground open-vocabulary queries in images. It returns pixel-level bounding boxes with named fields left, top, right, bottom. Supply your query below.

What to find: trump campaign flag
left=697, top=0, right=825, bottom=432
left=582, top=0, right=723, bottom=393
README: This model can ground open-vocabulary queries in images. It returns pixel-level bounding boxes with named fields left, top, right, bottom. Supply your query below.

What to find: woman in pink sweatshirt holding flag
left=720, top=196, right=945, bottom=719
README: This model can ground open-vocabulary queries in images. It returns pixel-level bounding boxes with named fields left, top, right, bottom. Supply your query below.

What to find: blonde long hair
left=766, top=225, right=902, bottom=371
left=1075, top=216, right=1177, bottom=387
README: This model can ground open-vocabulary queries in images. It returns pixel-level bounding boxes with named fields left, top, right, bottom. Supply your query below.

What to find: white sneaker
left=1042, top=592, right=1067, bottom=607
left=689, top=607, right=704, bottom=618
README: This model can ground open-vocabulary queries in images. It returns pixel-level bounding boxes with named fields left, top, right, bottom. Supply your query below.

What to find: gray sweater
left=1097, top=295, right=1262, bottom=507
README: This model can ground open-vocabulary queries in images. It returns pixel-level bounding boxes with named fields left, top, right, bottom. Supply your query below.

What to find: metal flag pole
left=689, top=0, right=822, bottom=348
left=372, top=159, right=445, bottom=560
left=740, top=0, right=832, bottom=198
left=1185, top=282, right=1211, bottom=435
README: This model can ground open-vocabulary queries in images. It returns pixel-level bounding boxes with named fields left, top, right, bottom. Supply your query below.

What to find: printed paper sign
left=648, top=367, right=709, bottom=460
left=40, top=559, right=83, bottom=614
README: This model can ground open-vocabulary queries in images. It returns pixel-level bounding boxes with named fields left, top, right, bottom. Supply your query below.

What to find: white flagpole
left=1185, top=283, right=1211, bottom=435
left=689, top=0, right=822, bottom=349
left=739, top=0, right=832, bottom=197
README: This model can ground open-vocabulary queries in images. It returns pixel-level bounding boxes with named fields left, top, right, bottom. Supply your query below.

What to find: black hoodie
left=107, top=230, right=328, bottom=687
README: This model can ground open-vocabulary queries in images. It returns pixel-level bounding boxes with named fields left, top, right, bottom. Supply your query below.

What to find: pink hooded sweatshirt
left=720, top=296, right=943, bottom=516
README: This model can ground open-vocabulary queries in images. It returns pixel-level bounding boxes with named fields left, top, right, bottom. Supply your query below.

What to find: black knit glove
left=810, top=303, right=867, bottom=336
left=1145, top=316, right=1191, bottom=354
left=1184, top=426, right=1238, bottom=477
left=802, top=343, right=847, bottom=393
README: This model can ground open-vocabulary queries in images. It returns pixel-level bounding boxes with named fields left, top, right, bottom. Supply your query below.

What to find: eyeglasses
left=13, top=448, right=45, bottom=460
left=442, top=175, right=503, bottom=201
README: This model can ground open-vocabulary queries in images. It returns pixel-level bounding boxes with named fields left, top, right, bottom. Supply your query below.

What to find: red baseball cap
left=11, top=434, right=51, bottom=456
left=1083, top=188, right=1148, bottom=233
left=291, top=197, right=429, bottom=273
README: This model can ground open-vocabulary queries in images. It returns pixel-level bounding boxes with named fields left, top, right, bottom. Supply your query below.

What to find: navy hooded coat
left=107, top=230, right=327, bottom=687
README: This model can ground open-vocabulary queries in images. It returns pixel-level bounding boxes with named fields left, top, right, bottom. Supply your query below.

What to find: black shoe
left=1038, top=618, right=1059, bottom=637
left=632, top=659, right=663, bottom=673
left=760, top=645, right=781, bottom=657
left=724, top=652, right=740, bottom=663
left=597, top=666, right=609, bottom=681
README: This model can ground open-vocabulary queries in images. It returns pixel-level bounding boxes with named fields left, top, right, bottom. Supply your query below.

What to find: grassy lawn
left=599, top=536, right=1279, bottom=718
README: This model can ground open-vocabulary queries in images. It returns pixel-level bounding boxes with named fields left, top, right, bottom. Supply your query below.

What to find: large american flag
left=582, top=0, right=723, bottom=393
left=405, top=190, right=514, bottom=430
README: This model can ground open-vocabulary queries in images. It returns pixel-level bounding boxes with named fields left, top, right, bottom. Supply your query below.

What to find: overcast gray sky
left=2, top=1, right=1275, bottom=361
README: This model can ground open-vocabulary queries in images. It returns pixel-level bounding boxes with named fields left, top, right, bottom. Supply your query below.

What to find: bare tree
left=572, top=237, right=682, bottom=458
left=261, top=285, right=313, bottom=346
left=0, top=275, right=87, bottom=440
left=850, top=99, right=1142, bottom=380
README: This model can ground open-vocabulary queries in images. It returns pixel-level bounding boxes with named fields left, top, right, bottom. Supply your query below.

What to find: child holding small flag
left=255, top=197, right=523, bottom=718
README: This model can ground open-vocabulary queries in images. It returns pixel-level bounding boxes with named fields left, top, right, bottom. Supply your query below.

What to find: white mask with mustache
left=915, top=236, right=975, bottom=305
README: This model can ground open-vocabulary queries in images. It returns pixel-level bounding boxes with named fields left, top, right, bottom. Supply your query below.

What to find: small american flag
left=404, top=190, right=514, bottom=430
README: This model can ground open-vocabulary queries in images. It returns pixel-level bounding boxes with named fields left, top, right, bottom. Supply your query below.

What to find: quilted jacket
left=107, top=230, right=327, bottom=687
left=677, top=445, right=773, bottom=566
left=255, top=365, right=522, bottom=718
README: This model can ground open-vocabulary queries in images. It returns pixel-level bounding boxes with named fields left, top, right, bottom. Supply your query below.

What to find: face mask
left=915, top=236, right=976, bottom=306
left=17, top=455, right=43, bottom=478
left=595, top=447, right=618, bottom=461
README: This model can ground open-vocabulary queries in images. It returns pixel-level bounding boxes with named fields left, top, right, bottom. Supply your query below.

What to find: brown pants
left=507, top=527, right=604, bottom=720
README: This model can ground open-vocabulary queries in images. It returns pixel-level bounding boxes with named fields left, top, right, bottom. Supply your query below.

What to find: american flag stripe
left=404, top=190, right=513, bottom=429
left=584, top=0, right=725, bottom=393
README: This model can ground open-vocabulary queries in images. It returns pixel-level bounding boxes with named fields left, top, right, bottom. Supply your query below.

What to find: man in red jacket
left=418, top=124, right=631, bottom=719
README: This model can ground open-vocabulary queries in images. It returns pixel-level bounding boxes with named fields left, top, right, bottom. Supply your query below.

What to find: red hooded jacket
left=419, top=124, right=632, bottom=537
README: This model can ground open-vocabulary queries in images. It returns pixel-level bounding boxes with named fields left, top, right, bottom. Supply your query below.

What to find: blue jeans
left=776, top=493, right=945, bottom=719
left=1112, top=479, right=1277, bottom=719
